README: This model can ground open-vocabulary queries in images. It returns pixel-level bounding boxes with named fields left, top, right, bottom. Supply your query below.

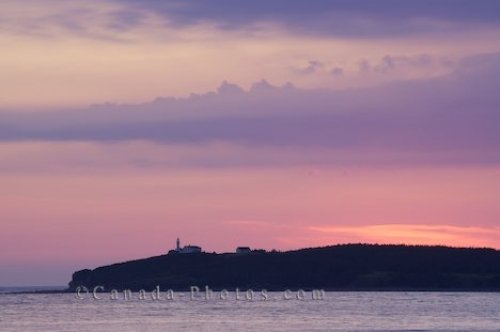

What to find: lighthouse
left=169, top=237, right=202, bottom=254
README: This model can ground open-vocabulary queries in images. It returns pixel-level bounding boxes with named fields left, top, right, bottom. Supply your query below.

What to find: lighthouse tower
left=168, top=237, right=202, bottom=254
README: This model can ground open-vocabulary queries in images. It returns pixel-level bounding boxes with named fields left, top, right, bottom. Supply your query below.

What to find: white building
left=171, top=238, right=202, bottom=254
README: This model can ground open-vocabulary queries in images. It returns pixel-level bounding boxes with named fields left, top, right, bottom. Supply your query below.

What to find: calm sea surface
left=0, top=291, right=499, bottom=331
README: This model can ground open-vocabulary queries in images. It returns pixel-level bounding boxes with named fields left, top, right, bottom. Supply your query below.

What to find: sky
left=1, top=0, right=500, bottom=286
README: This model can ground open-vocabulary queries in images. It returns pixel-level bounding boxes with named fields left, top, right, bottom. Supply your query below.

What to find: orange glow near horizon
left=308, top=224, right=500, bottom=249
left=1, top=141, right=499, bottom=273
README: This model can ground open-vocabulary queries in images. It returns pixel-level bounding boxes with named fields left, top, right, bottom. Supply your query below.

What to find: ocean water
left=0, top=286, right=66, bottom=294
left=0, top=291, right=499, bottom=331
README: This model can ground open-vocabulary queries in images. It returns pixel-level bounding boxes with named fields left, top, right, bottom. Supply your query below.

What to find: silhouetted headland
left=69, top=244, right=500, bottom=292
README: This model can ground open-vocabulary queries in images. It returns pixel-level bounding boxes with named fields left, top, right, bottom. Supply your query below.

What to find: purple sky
left=0, top=0, right=499, bottom=286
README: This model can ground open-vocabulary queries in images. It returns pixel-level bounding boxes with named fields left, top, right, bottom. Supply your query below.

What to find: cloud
left=291, top=60, right=324, bottom=75
left=357, top=54, right=449, bottom=74
left=1, top=53, right=500, bottom=167
left=3, top=0, right=499, bottom=41
left=0, top=0, right=142, bottom=42
left=122, top=0, right=500, bottom=38
left=330, top=67, right=344, bottom=76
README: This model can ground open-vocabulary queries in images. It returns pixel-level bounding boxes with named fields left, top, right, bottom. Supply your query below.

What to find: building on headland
left=236, top=246, right=251, bottom=254
left=168, top=238, right=202, bottom=254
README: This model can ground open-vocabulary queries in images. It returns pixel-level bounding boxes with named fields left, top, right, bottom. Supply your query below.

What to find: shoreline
left=3, top=287, right=500, bottom=295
